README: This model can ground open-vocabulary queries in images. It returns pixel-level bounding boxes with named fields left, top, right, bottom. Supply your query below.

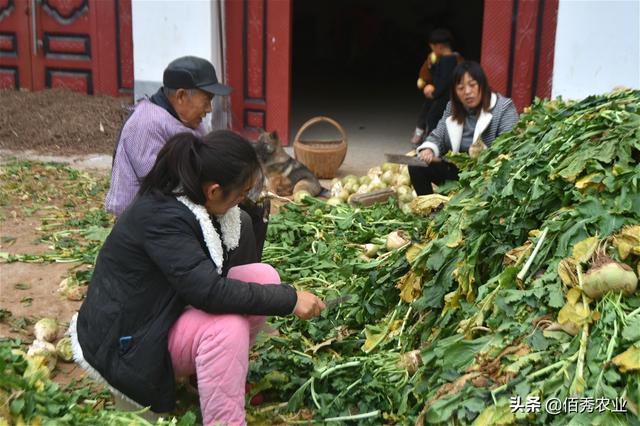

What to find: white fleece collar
left=176, top=196, right=241, bottom=274
left=446, top=92, right=497, bottom=153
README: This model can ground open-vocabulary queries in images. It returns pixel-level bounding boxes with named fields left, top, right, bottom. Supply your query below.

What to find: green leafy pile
left=250, top=199, right=428, bottom=424
left=0, top=338, right=196, bottom=425
left=251, top=90, right=640, bottom=424
left=0, top=161, right=113, bottom=265
left=408, top=89, right=640, bottom=425
left=250, top=198, right=426, bottom=417
left=0, top=162, right=200, bottom=423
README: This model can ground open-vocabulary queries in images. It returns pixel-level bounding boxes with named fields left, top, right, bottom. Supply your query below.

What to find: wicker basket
left=293, top=116, right=347, bottom=179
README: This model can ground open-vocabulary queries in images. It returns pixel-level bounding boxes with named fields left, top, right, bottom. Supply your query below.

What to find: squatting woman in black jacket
left=71, top=130, right=325, bottom=425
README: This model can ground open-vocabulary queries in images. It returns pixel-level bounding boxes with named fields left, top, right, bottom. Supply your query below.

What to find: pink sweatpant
left=167, top=263, right=281, bottom=426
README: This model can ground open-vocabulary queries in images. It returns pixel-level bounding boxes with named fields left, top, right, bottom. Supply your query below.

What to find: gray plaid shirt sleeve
left=496, top=97, right=519, bottom=135
left=417, top=101, right=452, bottom=157
left=418, top=94, right=520, bottom=155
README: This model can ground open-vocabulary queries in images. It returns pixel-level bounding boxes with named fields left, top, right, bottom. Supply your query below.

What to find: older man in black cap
left=106, top=56, right=232, bottom=216
left=106, top=56, right=268, bottom=263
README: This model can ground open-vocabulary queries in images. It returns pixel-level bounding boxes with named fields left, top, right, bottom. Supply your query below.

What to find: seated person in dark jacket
left=409, top=61, right=519, bottom=195
left=70, top=130, right=325, bottom=425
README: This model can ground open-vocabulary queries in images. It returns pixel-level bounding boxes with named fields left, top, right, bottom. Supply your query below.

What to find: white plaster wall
left=132, top=0, right=213, bottom=95
left=131, top=0, right=228, bottom=128
left=552, top=0, right=640, bottom=99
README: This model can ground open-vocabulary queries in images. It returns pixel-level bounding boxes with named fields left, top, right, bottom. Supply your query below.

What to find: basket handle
left=293, top=116, right=348, bottom=146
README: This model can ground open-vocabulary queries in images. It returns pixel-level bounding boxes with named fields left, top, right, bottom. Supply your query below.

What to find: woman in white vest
left=409, top=61, right=519, bottom=195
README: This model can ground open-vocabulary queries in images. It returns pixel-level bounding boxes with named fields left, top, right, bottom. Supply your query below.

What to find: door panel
left=0, top=0, right=132, bottom=95
left=31, top=0, right=95, bottom=93
left=0, top=0, right=32, bottom=89
left=92, top=0, right=133, bottom=95
left=265, top=0, right=291, bottom=143
left=481, top=0, right=559, bottom=110
left=226, top=0, right=291, bottom=144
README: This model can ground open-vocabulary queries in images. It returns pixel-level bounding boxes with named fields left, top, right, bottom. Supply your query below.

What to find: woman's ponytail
left=139, top=132, right=207, bottom=203
left=139, top=130, right=261, bottom=205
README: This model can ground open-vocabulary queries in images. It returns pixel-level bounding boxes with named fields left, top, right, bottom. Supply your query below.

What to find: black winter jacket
left=76, top=192, right=297, bottom=411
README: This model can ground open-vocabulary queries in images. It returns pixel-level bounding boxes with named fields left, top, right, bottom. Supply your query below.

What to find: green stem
left=286, top=265, right=318, bottom=272
left=570, top=267, right=590, bottom=395
left=254, top=402, right=288, bottom=414
left=327, top=378, right=363, bottom=409
left=264, top=254, right=293, bottom=262
left=294, top=276, right=332, bottom=286
left=493, top=355, right=576, bottom=403
left=310, top=378, right=321, bottom=410
left=528, top=353, right=578, bottom=381
left=516, top=227, right=549, bottom=282
left=626, top=305, right=640, bottom=320
left=290, top=350, right=313, bottom=359
left=594, top=314, right=618, bottom=396
left=319, top=361, right=361, bottom=380
left=323, top=410, right=380, bottom=422
left=397, top=306, right=413, bottom=351
left=570, top=321, right=589, bottom=395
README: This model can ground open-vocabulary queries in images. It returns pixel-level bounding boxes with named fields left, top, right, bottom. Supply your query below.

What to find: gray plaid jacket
left=417, top=92, right=519, bottom=158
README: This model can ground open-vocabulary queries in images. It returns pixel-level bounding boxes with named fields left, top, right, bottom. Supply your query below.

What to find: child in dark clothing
left=411, top=29, right=464, bottom=145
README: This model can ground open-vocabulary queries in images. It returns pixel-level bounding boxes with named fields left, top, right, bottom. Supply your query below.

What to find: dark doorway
left=290, top=0, right=484, bottom=173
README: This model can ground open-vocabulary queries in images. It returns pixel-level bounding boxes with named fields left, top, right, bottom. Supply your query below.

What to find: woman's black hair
left=450, top=61, right=492, bottom=124
left=139, top=130, right=261, bottom=204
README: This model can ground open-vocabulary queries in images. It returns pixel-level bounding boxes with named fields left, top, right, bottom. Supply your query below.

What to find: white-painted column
left=552, top=0, right=640, bottom=99
left=210, top=0, right=230, bottom=130
left=131, top=0, right=229, bottom=128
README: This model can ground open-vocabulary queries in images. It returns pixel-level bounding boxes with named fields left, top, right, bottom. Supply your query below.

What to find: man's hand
left=418, top=148, right=437, bottom=165
left=293, top=291, right=326, bottom=320
left=423, top=84, right=435, bottom=99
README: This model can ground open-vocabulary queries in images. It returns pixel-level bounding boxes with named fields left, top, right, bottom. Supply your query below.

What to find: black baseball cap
left=163, top=56, right=232, bottom=96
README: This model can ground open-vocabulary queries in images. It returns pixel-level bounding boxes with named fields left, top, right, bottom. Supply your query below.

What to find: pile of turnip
left=350, top=230, right=412, bottom=262
left=26, top=318, right=74, bottom=372
left=327, top=163, right=417, bottom=212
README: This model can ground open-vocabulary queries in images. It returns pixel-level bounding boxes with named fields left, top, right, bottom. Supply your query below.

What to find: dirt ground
left=0, top=87, right=122, bottom=389
left=0, top=88, right=131, bottom=155
left=0, top=87, right=124, bottom=363
left=0, top=205, right=87, bottom=385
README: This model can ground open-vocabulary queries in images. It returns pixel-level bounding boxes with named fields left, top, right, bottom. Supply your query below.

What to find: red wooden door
left=0, top=0, right=132, bottom=95
left=0, top=0, right=32, bottom=89
left=226, top=0, right=292, bottom=144
left=480, top=0, right=559, bottom=111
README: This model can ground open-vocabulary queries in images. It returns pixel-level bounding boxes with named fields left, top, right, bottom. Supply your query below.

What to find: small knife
left=324, top=294, right=352, bottom=308
left=385, top=152, right=441, bottom=167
